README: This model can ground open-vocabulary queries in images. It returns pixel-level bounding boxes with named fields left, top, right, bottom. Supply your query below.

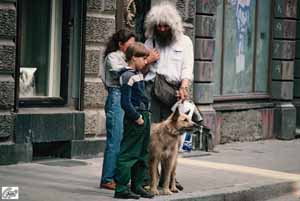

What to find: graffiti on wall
left=228, top=0, right=251, bottom=73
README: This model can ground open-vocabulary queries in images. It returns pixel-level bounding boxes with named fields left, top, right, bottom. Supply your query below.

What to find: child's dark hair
left=103, top=29, right=136, bottom=59
left=125, top=42, right=149, bottom=61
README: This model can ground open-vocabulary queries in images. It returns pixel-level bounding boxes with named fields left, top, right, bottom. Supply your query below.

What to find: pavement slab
left=265, top=194, right=300, bottom=201
left=0, top=139, right=299, bottom=201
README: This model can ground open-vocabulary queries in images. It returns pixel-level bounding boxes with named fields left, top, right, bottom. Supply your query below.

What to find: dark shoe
left=100, top=181, right=116, bottom=190
left=175, top=180, right=184, bottom=191
left=132, top=187, right=154, bottom=199
left=114, top=191, right=140, bottom=199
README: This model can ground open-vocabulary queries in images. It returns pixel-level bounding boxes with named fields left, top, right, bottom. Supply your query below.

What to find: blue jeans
left=101, top=87, right=124, bottom=184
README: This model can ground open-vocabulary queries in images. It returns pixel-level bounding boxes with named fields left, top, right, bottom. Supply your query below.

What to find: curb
left=148, top=181, right=299, bottom=201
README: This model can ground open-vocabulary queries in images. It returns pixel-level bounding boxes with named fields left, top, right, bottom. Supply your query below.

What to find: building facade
left=0, top=0, right=299, bottom=165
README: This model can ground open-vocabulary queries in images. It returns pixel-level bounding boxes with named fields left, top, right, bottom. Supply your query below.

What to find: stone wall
left=215, top=109, right=274, bottom=144
left=175, top=0, right=195, bottom=40
left=84, top=0, right=116, bottom=136
left=193, top=0, right=216, bottom=105
left=0, top=1, right=16, bottom=142
left=194, top=0, right=218, bottom=144
left=193, top=0, right=298, bottom=144
left=272, top=0, right=297, bottom=139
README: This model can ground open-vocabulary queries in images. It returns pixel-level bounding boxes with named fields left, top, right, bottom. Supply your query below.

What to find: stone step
left=0, top=137, right=106, bottom=165
left=264, top=193, right=300, bottom=201
left=151, top=181, right=299, bottom=201
left=295, top=128, right=300, bottom=137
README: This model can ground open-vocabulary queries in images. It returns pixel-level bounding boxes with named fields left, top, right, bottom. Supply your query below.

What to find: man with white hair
left=144, top=1, right=194, bottom=122
left=143, top=1, right=194, bottom=191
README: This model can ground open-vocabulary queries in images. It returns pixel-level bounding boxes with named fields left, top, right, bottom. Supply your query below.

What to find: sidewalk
left=0, top=139, right=300, bottom=201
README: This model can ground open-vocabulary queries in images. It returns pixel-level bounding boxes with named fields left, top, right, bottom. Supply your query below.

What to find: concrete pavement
left=0, top=139, right=300, bottom=201
left=266, top=194, right=300, bottom=201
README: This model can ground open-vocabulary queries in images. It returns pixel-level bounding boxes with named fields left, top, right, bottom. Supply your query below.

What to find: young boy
left=114, top=42, right=154, bottom=199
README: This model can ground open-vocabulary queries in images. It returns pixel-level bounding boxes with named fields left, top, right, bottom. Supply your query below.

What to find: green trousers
left=115, top=111, right=150, bottom=193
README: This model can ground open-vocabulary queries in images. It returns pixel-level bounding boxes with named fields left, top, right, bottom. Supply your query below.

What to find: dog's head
left=168, top=107, right=196, bottom=135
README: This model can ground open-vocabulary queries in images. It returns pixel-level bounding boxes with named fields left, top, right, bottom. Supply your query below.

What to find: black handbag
left=152, top=74, right=178, bottom=107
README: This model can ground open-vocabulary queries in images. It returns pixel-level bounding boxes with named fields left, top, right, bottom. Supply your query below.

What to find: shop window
left=214, top=0, right=271, bottom=99
left=17, top=0, right=73, bottom=106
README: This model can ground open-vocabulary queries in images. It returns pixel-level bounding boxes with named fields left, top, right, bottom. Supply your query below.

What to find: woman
left=100, top=30, right=136, bottom=190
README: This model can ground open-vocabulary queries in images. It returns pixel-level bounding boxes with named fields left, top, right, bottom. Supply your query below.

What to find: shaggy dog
left=149, top=108, right=195, bottom=195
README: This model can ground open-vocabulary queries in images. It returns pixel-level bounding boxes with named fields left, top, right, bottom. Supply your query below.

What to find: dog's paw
left=162, top=188, right=173, bottom=195
left=170, top=187, right=179, bottom=193
left=150, top=188, right=160, bottom=195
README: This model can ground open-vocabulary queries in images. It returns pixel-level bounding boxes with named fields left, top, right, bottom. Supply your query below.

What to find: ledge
left=17, top=108, right=82, bottom=114
left=15, top=111, right=85, bottom=143
left=293, top=99, right=300, bottom=106
left=213, top=101, right=275, bottom=112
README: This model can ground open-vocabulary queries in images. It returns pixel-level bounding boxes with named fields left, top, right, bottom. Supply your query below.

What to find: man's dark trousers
left=115, top=111, right=150, bottom=193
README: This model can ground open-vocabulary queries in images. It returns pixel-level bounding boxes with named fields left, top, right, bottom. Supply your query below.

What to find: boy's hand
left=135, top=115, right=144, bottom=125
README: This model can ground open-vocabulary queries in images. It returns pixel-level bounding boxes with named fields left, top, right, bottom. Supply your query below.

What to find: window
left=17, top=0, right=73, bottom=106
left=214, top=0, right=271, bottom=99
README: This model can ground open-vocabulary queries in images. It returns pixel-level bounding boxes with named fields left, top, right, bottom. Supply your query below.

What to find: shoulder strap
left=152, top=39, right=155, bottom=48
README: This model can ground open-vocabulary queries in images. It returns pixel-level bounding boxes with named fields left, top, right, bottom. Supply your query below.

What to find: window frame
left=15, top=0, right=85, bottom=108
left=214, top=0, right=273, bottom=102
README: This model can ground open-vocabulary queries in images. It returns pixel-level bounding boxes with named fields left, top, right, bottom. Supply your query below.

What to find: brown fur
left=149, top=108, right=195, bottom=195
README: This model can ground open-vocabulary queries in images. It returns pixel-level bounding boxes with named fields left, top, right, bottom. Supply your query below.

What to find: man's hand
left=135, top=115, right=144, bottom=125
left=177, top=79, right=190, bottom=101
left=147, top=49, right=160, bottom=64
left=141, top=49, right=160, bottom=75
left=177, top=87, right=189, bottom=101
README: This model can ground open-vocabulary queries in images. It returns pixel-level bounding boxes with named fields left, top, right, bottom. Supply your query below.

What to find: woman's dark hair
left=103, top=29, right=136, bottom=59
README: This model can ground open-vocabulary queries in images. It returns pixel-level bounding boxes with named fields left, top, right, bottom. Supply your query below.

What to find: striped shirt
left=120, top=67, right=149, bottom=121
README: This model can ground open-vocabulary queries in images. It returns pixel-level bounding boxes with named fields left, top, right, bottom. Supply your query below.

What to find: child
left=100, top=29, right=135, bottom=190
left=114, top=42, right=154, bottom=199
